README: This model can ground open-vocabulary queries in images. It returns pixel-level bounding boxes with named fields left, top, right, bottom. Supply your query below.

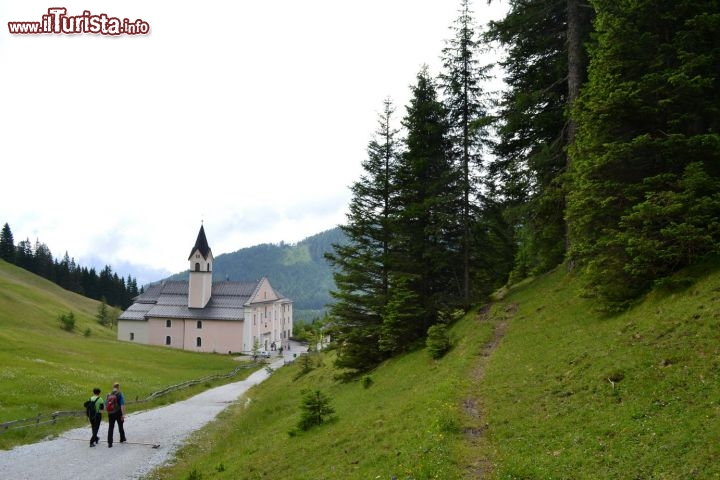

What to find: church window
left=129, top=332, right=135, bottom=341
left=195, top=262, right=200, bottom=272
left=196, top=337, right=202, bottom=347
left=197, top=320, right=203, bottom=329
left=166, top=320, right=172, bottom=328
left=165, top=336, right=171, bottom=345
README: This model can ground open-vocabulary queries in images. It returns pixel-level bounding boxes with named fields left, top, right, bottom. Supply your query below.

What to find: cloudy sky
left=0, top=0, right=507, bottom=285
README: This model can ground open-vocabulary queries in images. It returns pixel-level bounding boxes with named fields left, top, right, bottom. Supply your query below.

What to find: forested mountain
left=166, top=227, right=346, bottom=321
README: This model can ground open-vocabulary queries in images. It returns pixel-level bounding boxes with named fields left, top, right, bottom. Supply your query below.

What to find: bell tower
left=188, top=224, right=213, bottom=308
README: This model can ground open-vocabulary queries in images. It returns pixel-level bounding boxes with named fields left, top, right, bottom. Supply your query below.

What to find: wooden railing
left=0, top=363, right=257, bottom=433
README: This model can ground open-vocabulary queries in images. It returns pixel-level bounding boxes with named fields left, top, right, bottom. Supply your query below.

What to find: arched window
left=166, top=320, right=171, bottom=328
left=195, top=262, right=200, bottom=272
left=207, top=262, right=211, bottom=272
left=197, top=320, right=203, bottom=329
left=196, top=337, right=202, bottom=347
left=165, top=336, right=171, bottom=345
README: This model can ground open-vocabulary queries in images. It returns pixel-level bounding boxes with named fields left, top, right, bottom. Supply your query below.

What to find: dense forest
left=325, top=0, right=720, bottom=375
left=0, top=222, right=139, bottom=309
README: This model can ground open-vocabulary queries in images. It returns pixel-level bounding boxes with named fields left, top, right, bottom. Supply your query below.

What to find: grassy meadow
left=0, top=260, right=252, bottom=449
left=2, top=256, right=719, bottom=478
left=149, top=261, right=719, bottom=480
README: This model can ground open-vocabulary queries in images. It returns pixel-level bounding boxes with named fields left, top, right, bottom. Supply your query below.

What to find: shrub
left=297, top=389, right=335, bottom=431
left=426, top=323, right=451, bottom=359
left=186, top=468, right=202, bottom=480
left=58, top=311, right=75, bottom=331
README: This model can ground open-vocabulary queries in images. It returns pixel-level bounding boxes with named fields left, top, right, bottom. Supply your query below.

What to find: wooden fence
left=0, top=363, right=257, bottom=433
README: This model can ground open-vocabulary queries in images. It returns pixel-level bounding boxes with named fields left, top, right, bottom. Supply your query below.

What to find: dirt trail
left=462, top=303, right=516, bottom=478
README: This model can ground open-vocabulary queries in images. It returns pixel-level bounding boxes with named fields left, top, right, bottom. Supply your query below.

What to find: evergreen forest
left=0, top=222, right=139, bottom=309
left=325, top=0, right=720, bottom=376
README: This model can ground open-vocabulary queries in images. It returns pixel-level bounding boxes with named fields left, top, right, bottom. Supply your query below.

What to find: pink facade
left=148, top=318, right=245, bottom=354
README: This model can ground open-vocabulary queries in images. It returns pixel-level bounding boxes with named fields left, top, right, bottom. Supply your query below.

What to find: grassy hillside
left=0, top=260, right=250, bottom=449
left=150, top=260, right=719, bottom=479
left=479, top=261, right=720, bottom=479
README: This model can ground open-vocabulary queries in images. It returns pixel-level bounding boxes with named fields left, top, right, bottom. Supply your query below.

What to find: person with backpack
left=85, top=387, right=104, bottom=447
left=106, top=382, right=127, bottom=448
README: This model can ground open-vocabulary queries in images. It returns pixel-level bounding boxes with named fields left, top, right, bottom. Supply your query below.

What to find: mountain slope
left=150, top=259, right=720, bottom=479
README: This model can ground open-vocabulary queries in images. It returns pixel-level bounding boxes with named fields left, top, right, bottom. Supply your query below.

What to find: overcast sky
left=0, top=0, right=508, bottom=285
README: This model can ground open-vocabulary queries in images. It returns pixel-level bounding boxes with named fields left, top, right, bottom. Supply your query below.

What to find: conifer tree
left=0, top=223, right=15, bottom=263
left=485, top=0, right=594, bottom=278
left=326, top=99, right=400, bottom=374
left=297, top=390, right=335, bottom=431
left=15, top=238, right=33, bottom=270
left=391, top=66, right=460, bottom=338
left=568, top=0, right=720, bottom=306
left=440, top=0, right=492, bottom=306
left=378, top=273, right=424, bottom=354
left=33, top=240, right=53, bottom=279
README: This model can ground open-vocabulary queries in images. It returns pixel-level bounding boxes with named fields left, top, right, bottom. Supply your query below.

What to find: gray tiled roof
left=118, top=280, right=263, bottom=322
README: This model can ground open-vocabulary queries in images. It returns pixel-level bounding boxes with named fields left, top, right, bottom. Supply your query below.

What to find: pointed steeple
left=188, top=224, right=211, bottom=260
left=188, top=224, right=213, bottom=309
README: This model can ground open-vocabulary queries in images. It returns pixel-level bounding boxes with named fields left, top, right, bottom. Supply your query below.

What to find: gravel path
left=0, top=358, right=288, bottom=480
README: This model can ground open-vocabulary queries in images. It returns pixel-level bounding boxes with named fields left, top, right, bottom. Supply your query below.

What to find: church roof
left=188, top=224, right=212, bottom=260
left=119, top=280, right=262, bottom=322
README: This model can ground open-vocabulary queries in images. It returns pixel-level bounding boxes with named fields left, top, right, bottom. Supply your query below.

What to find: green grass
left=149, top=307, right=498, bottom=480
left=477, top=263, right=720, bottom=479
left=0, top=260, right=255, bottom=449
left=4, top=257, right=720, bottom=478
left=148, top=260, right=720, bottom=480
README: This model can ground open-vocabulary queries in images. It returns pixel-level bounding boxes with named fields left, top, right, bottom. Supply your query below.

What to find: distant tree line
left=0, top=222, right=140, bottom=309
left=326, top=0, right=720, bottom=376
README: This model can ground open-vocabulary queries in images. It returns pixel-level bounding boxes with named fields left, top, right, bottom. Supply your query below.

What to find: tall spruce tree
left=440, top=0, right=492, bottom=306
left=0, top=223, right=15, bottom=263
left=388, top=66, right=460, bottom=345
left=326, top=99, right=400, bottom=374
left=486, top=0, right=594, bottom=279
left=568, top=0, right=720, bottom=306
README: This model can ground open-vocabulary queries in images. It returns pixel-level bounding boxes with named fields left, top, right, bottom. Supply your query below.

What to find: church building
left=117, top=225, right=293, bottom=354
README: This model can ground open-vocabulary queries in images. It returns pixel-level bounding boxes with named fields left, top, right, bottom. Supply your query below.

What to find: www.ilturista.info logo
left=8, top=8, right=150, bottom=35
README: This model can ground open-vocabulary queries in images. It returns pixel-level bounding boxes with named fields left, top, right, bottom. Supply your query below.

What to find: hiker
left=106, top=382, right=127, bottom=448
left=87, top=387, right=104, bottom=447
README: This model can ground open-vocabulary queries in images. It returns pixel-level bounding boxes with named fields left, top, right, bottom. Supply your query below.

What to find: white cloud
left=0, top=0, right=508, bottom=283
